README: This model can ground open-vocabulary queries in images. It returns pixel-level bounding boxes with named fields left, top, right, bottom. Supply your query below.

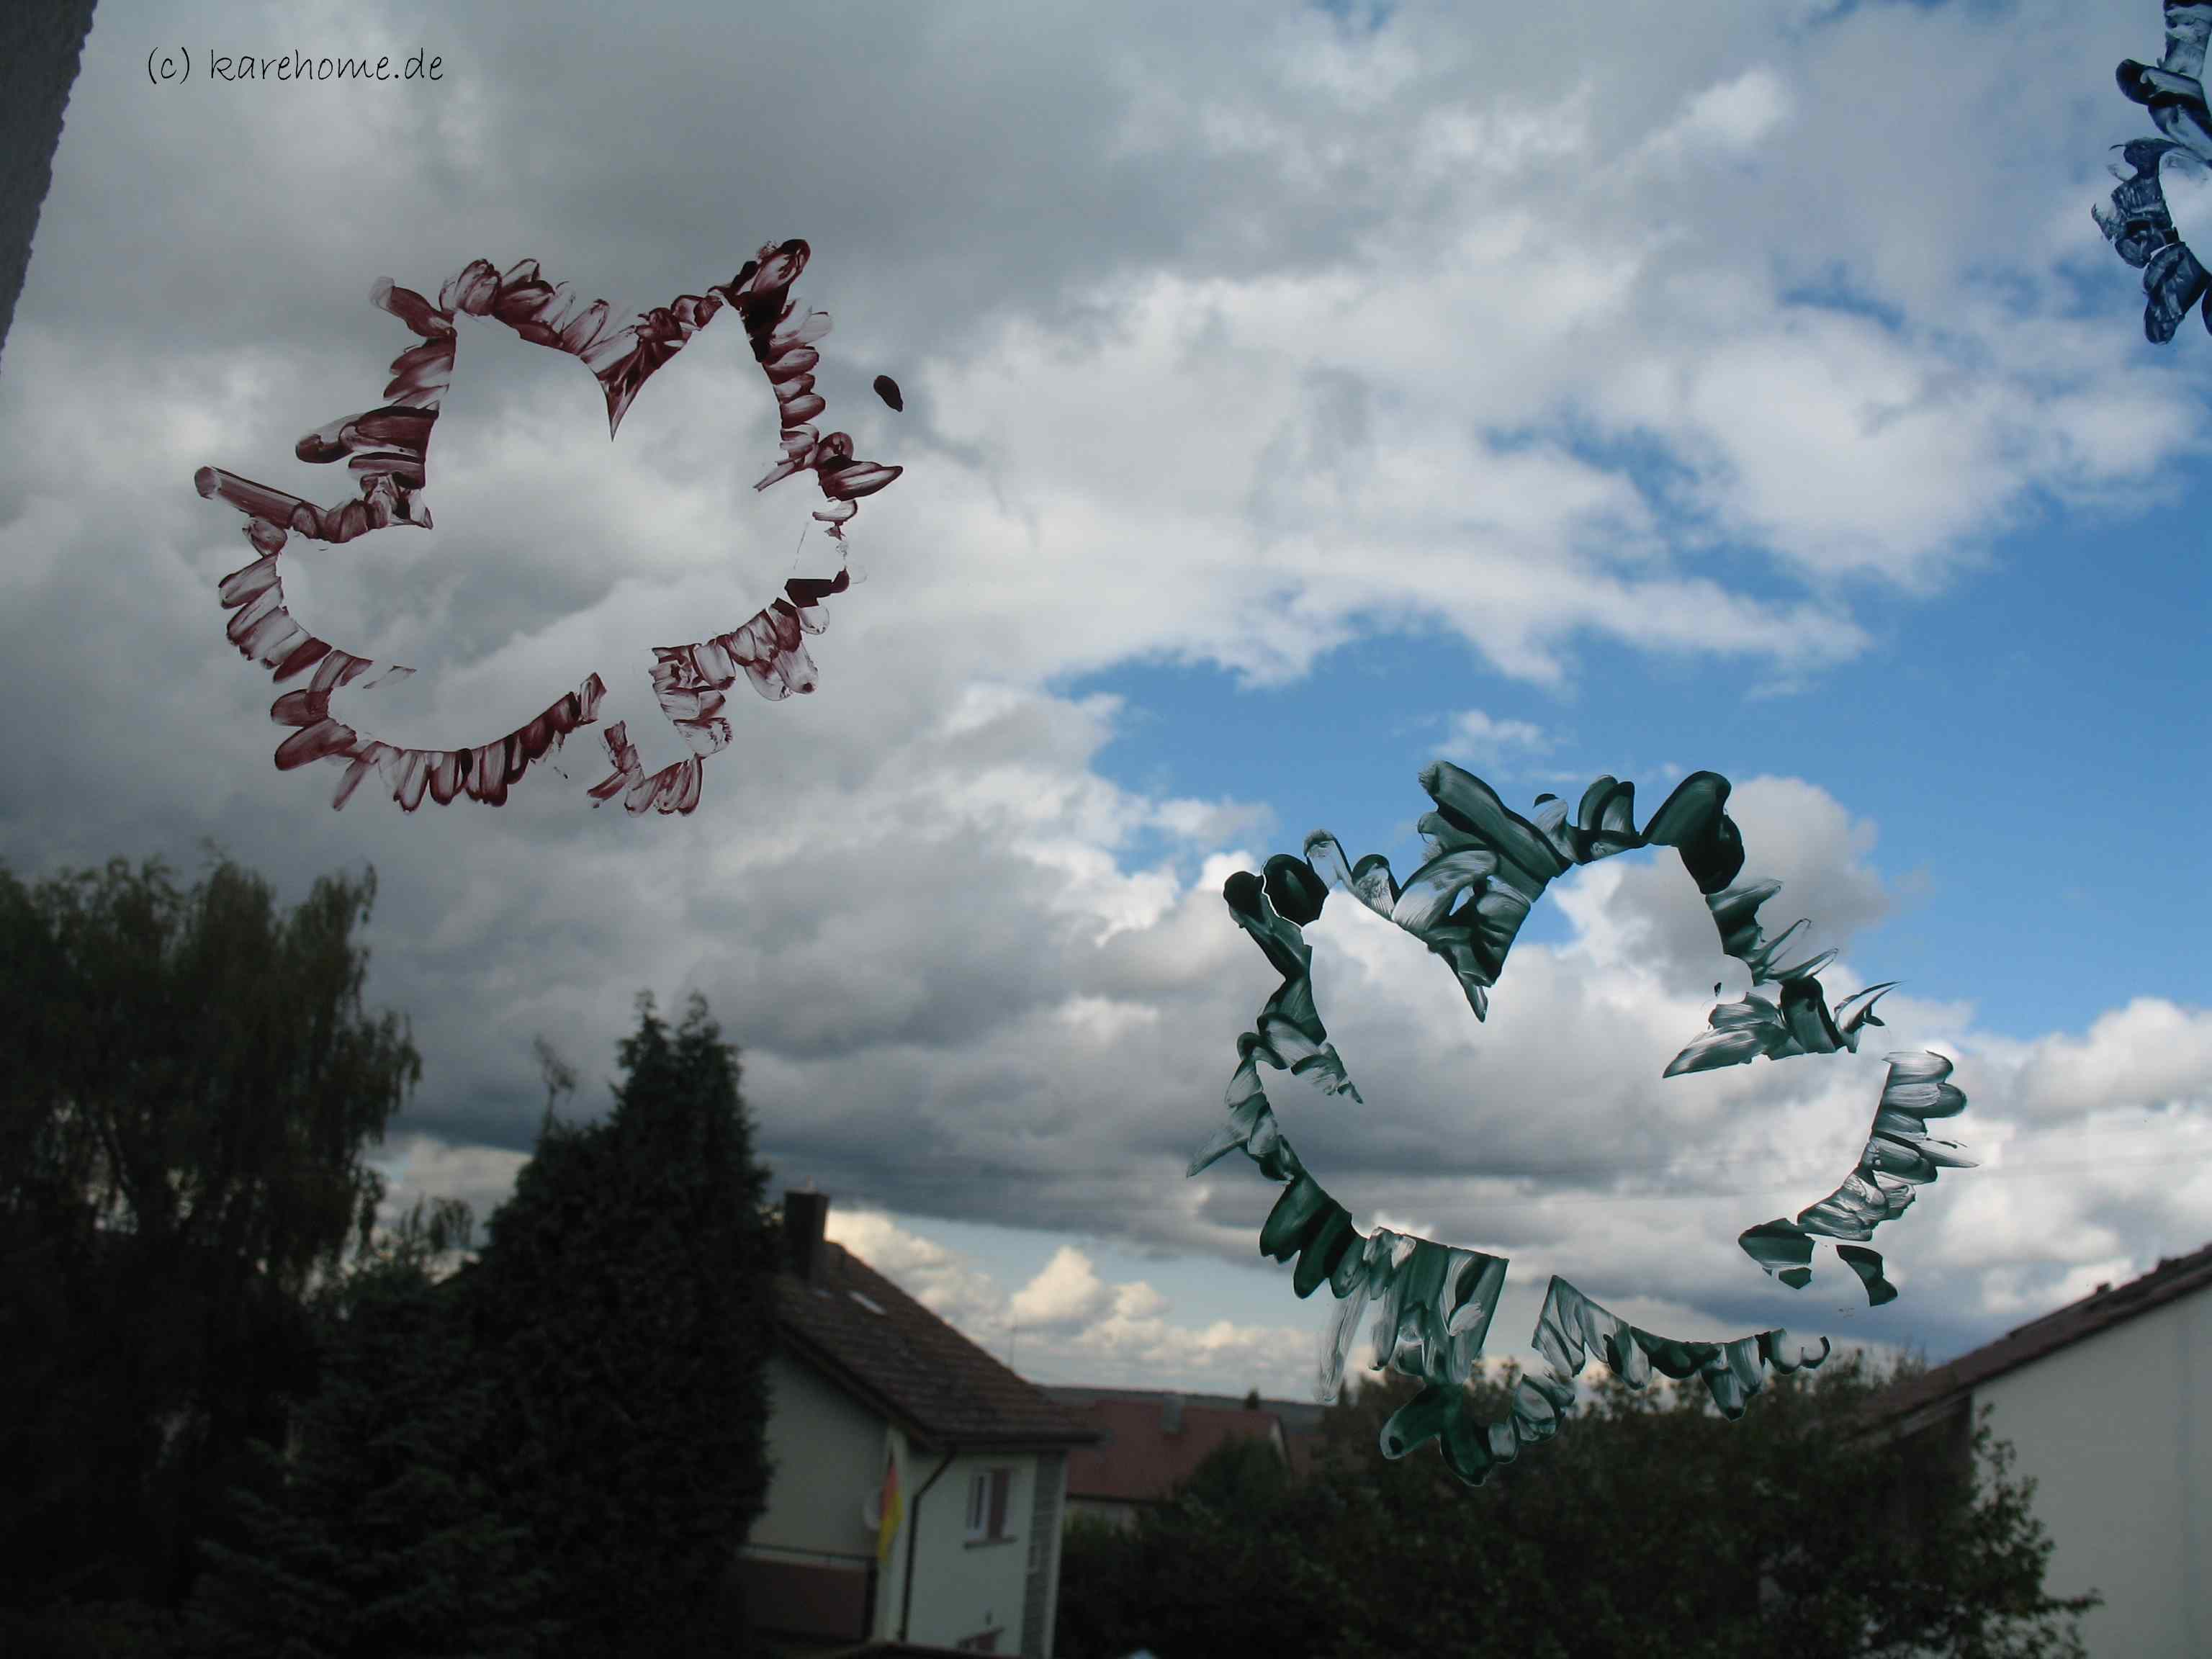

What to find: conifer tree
left=186, top=1197, right=557, bottom=1659
left=465, top=993, right=779, bottom=1656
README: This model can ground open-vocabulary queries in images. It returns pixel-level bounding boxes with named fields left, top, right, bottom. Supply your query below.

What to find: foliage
left=0, top=1599, right=184, bottom=1659
left=1056, top=1354, right=2097, bottom=1659
left=176, top=992, right=781, bottom=1656
left=1056, top=1434, right=1343, bottom=1659
left=463, top=992, right=780, bottom=1657
left=0, top=853, right=419, bottom=1612
left=182, top=1197, right=559, bottom=1659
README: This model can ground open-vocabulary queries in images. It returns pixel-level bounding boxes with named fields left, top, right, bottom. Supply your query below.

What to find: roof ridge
left=2002, top=1240, right=2212, bottom=1337
left=1043, top=1383, right=1328, bottom=1414
left=1868, top=1239, right=2212, bottom=1427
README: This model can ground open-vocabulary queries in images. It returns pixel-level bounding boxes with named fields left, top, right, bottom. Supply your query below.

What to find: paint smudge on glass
left=2097, top=2, right=2212, bottom=340
left=1193, top=765, right=1972, bottom=1484
left=195, top=243, right=901, bottom=814
left=1737, top=1052, right=1974, bottom=1302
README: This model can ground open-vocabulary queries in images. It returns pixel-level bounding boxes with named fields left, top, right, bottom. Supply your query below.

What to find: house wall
left=742, top=1356, right=1077, bottom=1655
left=1025, top=1450, right=1068, bottom=1659
left=1974, top=1288, right=2211, bottom=1658
left=742, top=1349, right=892, bottom=1645
left=899, top=1446, right=1064, bottom=1655
left=749, top=1349, right=885, bottom=1560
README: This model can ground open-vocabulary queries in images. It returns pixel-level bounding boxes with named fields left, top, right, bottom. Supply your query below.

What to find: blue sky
left=3, top=0, right=2208, bottom=1400
left=1063, top=499, right=2211, bottom=1046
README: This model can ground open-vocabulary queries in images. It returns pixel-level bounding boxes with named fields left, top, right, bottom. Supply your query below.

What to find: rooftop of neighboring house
left=1869, top=1240, right=2212, bottom=1429
left=805, top=1643, right=1033, bottom=1658
left=1042, top=1385, right=1331, bottom=1503
left=773, top=1191, right=1098, bottom=1452
left=1042, top=1384, right=1330, bottom=1436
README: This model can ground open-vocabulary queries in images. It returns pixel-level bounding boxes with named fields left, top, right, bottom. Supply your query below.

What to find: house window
left=964, top=1467, right=1012, bottom=1542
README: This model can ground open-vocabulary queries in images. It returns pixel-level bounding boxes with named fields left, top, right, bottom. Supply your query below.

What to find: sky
left=4, top=0, right=2208, bottom=1401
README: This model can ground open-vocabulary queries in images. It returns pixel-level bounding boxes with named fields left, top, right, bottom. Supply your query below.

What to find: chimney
left=1161, top=1395, right=1184, bottom=1435
left=783, top=1190, right=830, bottom=1282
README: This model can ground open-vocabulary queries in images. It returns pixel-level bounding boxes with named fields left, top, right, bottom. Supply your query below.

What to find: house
left=739, top=1192, right=1100, bottom=1656
left=1039, top=1386, right=1329, bottom=1530
left=1863, top=1242, right=2212, bottom=1658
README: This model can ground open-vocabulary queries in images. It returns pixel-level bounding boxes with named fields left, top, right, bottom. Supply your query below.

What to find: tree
left=530, top=1035, right=577, bottom=1136
left=1057, top=1356, right=2097, bottom=1659
left=184, top=1197, right=559, bottom=1659
left=1056, top=1433, right=1341, bottom=1659
left=0, top=853, right=420, bottom=1615
left=462, top=992, right=779, bottom=1656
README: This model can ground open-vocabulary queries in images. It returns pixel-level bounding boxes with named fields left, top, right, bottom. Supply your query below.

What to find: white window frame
left=964, top=1465, right=1014, bottom=1542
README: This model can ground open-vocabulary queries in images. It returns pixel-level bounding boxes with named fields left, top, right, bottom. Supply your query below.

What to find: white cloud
left=823, top=1213, right=1323, bottom=1395
left=1012, top=1246, right=1113, bottom=1328
left=1053, top=1305, right=1320, bottom=1398
left=1634, top=66, right=1794, bottom=171
left=1364, top=1210, right=1435, bottom=1241
left=2010, top=999, right=2212, bottom=1125
left=1548, top=774, right=1890, bottom=987
left=1445, top=709, right=1549, bottom=760
left=1151, top=795, right=1274, bottom=844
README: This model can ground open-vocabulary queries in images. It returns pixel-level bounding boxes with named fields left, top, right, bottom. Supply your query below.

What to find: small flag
left=876, top=1447, right=903, bottom=1565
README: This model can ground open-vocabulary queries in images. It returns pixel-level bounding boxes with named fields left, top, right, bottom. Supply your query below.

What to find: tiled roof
left=1866, top=1241, right=2212, bottom=1427
left=1054, top=1395, right=1290, bottom=1505
left=774, top=1241, right=1097, bottom=1450
left=1042, top=1383, right=1329, bottom=1435
left=1045, top=1385, right=1330, bottom=1491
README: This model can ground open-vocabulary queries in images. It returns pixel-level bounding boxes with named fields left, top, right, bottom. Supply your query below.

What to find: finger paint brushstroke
left=2096, top=2, right=2212, bottom=341
left=1191, top=765, right=1974, bottom=1485
left=194, top=242, right=902, bottom=814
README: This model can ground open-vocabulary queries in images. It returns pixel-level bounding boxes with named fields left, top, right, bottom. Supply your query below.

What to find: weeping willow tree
left=0, top=852, right=419, bottom=1618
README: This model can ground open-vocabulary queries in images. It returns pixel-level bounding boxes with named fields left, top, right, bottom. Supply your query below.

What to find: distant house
left=1040, top=1386, right=1329, bottom=1530
left=1863, top=1242, right=2212, bottom=1658
left=739, top=1193, right=1099, bottom=1656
